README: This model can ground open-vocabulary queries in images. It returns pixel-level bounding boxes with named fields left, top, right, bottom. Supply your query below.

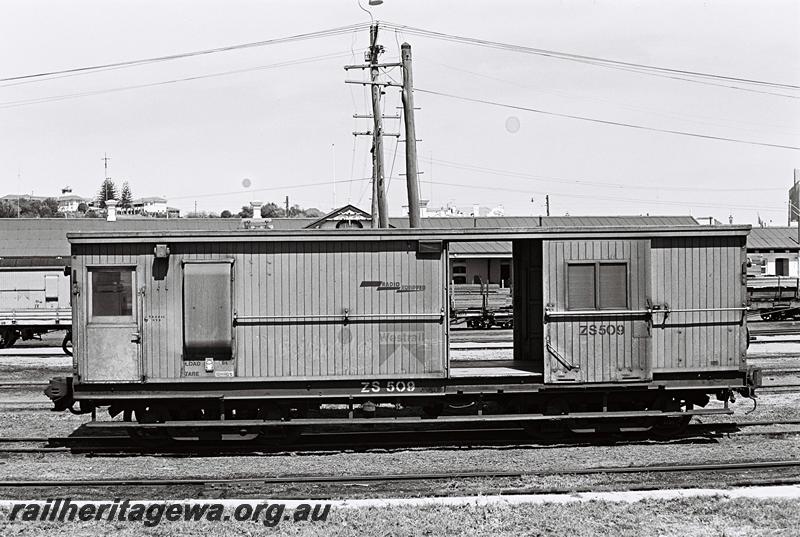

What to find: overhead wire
left=415, top=88, right=800, bottom=151
left=425, top=59, right=800, bottom=137
left=381, top=22, right=800, bottom=97
left=0, top=23, right=370, bottom=84
left=168, top=177, right=371, bottom=202
left=412, top=154, right=787, bottom=192
left=0, top=52, right=353, bottom=109
left=419, top=179, right=788, bottom=214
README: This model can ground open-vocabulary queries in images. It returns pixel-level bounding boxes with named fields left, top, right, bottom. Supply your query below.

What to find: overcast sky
left=1, top=0, right=799, bottom=222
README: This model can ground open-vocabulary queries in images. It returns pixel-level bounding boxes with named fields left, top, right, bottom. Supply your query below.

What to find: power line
left=0, top=52, right=351, bottom=109
left=426, top=59, right=800, bottom=137
left=168, top=177, right=370, bottom=202
left=416, top=155, right=787, bottom=192
left=382, top=22, right=800, bottom=95
left=0, top=23, right=369, bottom=84
left=420, top=179, right=788, bottom=213
left=416, top=88, right=800, bottom=151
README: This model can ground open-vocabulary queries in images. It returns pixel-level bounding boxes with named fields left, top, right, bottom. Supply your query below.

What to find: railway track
left=1, top=460, right=800, bottom=498
left=1, top=419, right=799, bottom=456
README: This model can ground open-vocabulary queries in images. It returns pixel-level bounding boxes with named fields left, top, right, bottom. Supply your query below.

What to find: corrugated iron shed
left=747, top=227, right=800, bottom=250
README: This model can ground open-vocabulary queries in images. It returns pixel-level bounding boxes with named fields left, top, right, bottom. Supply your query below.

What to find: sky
left=1, top=0, right=799, bottom=223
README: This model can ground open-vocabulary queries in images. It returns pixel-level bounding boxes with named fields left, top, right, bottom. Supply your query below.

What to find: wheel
left=135, top=404, right=172, bottom=424
left=0, top=328, right=18, bottom=349
left=62, top=331, right=73, bottom=356
left=650, top=395, right=691, bottom=438
left=651, top=415, right=692, bottom=437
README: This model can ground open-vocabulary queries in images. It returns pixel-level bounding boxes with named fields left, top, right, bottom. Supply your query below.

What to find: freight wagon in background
left=0, top=257, right=72, bottom=351
left=46, top=224, right=758, bottom=437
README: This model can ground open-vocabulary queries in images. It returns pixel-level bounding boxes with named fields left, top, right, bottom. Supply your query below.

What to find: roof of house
left=748, top=227, right=800, bottom=250
left=304, top=204, right=375, bottom=229
left=1, top=194, right=51, bottom=202
left=132, top=197, right=167, bottom=204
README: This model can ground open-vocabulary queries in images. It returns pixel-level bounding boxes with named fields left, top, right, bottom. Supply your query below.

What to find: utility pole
left=344, top=24, right=407, bottom=228
left=401, top=42, right=420, bottom=228
left=545, top=195, right=550, bottom=217
left=101, top=153, right=112, bottom=202
left=285, top=195, right=289, bottom=217
left=369, top=23, right=388, bottom=228
left=331, top=143, right=336, bottom=211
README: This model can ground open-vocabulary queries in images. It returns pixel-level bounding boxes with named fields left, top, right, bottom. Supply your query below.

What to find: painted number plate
left=360, top=380, right=416, bottom=393
left=579, top=324, right=625, bottom=336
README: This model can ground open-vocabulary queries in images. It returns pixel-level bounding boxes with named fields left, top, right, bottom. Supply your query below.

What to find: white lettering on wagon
left=181, top=360, right=235, bottom=378
left=360, top=281, right=425, bottom=293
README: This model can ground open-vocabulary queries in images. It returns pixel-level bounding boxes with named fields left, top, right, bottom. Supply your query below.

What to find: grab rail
left=234, top=308, right=445, bottom=324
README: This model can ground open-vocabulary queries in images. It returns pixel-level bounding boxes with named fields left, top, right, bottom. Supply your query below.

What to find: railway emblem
left=378, top=326, right=425, bottom=365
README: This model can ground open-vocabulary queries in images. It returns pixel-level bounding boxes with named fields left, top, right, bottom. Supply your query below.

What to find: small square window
left=567, top=261, right=628, bottom=310
left=90, top=269, right=134, bottom=318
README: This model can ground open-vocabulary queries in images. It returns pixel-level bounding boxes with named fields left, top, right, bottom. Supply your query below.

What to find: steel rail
left=2, top=459, right=800, bottom=488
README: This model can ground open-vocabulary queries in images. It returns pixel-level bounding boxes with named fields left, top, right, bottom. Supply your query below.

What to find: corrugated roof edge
left=66, top=224, right=751, bottom=243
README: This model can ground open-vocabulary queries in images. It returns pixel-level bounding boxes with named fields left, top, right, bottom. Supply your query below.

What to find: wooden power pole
left=401, top=42, right=421, bottom=228
left=344, top=24, right=414, bottom=228
left=369, top=23, right=388, bottom=228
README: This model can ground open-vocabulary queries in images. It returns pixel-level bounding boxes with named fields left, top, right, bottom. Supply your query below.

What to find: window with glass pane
left=598, top=263, right=628, bottom=309
left=567, top=263, right=596, bottom=310
left=91, top=269, right=133, bottom=317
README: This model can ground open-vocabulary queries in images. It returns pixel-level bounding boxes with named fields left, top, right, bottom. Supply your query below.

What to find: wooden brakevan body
left=514, top=235, right=749, bottom=385
left=49, top=225, right=756, bottom=426
left=70, top=236, right=448, bottom=384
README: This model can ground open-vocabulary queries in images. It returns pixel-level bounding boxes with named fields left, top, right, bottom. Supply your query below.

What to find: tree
left=0, top=201, right=17, bottom=218
left=119, top=182, right=133, bottom=209
left=39, top=198, right=60, bottom=217
left=77, top=202, right=88, bottom=213
left=260, top=203, right=284, bottom=218
left=220, top=210, right=232, bottom=218
left=0, top=198, right=63, bottom=218
left=237, top=205, right=254, bottom=218
left=96, top=179, right=118, bottom=208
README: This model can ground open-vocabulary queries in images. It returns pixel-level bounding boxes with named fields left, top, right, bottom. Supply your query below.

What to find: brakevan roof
left=0, top=215, right=700, bottom=258
left=66, top=225, right=751, bottom=244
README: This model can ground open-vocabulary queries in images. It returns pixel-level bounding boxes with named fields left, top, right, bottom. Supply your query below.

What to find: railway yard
left=2, top=323, right=800, bottom=535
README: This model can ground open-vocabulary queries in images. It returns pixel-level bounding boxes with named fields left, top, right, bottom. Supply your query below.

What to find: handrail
left=545, top=306, right=748, bottom=319
left=546, top=309, right=649, bottom=318
left=545, top=342, right=579, bottom=371
left=234, top=309, right=445, bottom=323
left=652, top=307, right=749, bottom=314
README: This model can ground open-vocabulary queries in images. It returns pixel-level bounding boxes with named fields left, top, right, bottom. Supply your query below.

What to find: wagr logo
left=360, top=281, right=425, bottom=293
left=379, top=326, right=426, bottom=365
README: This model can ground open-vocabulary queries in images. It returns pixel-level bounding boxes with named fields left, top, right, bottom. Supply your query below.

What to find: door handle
left=131, top=332, right=141, bottom=344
